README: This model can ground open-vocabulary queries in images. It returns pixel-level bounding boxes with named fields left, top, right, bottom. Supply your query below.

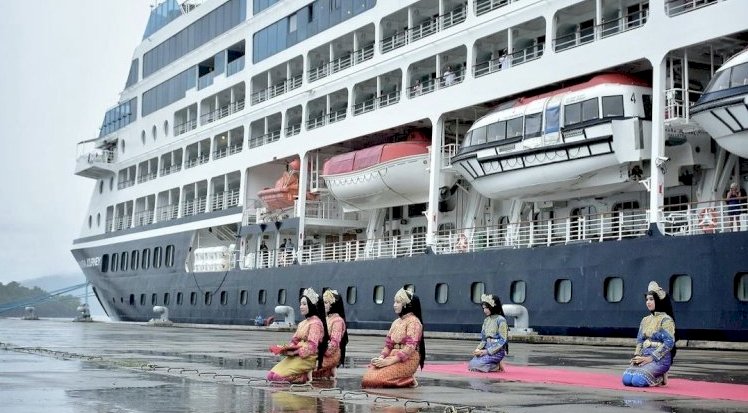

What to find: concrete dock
left=1, top=318, right=746, bottom=412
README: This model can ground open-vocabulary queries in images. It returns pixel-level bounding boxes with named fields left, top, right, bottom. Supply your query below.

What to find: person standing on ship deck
left=267, top=288, right=329, bottom=384
left=468, top=293, right=509, bottom=372
left=622, top=281, right=676, bottom=387
left=314, top=289, right=348, bottom=380
left=726, top=182, right=744, bottom=231
left=361, top=287, right=425, bottom=388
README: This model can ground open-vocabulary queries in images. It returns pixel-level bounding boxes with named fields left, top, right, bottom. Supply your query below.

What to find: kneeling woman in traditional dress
left=468, top=293, right=509, bottom=372
left=313, top=289, right=349, bottom=379
left=267, top=288, right=329, bottom=383
left=361, top=287, right=425, bottom=388
left=622, top=281, right=676, bottom=387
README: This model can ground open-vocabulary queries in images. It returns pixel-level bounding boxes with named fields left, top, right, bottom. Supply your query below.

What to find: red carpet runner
left=423, top=362, right=748, bottom=402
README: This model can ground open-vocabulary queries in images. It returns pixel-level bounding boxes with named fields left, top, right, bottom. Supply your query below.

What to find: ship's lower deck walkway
left=1, top=318, right=746, bottom=412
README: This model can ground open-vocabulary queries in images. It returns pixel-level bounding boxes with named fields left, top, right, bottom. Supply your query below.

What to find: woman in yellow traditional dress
left=361, top=287, right=425, bottom=388
left=314, top=289, right=348, bottom=379
left=267, top=288, right=329, bottom=383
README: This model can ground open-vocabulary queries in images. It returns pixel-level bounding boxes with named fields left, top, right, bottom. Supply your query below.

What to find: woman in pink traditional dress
left=361, top=287, right=425, bottom=388
left=267, top=288, right=329, bottom=383
left=314, top=289, right=349, bottom=380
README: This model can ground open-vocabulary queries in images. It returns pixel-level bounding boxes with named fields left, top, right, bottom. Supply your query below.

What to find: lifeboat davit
left=258, top=159, right=315, bottom=210
left=322, top=131, right=432, bottom=211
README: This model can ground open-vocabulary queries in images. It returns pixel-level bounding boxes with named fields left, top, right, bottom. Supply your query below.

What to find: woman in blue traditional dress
left=468, top=293, right=508, bottom=372
left=622, top=281, right=676, bottom=387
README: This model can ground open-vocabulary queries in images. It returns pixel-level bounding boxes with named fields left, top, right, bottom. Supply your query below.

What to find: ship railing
left=441, top=143, right=457, bottom=167
left=353, top=91, right=401, bottom=116
left=409, top=77, right=436, bottom=98
left=242, top=248, right=298, bottom=269
left=117, top=179, right=135, bottom=190
left=298, top=235, right=428, bottom=265
left=197, top=71, right=216, bottom=90
left=182, top=197, right=207, bottom=217
left=381, top=5, right=467, bottom=54
left=156, top=203, right=179, bottom=222
left=553, top=27, right=595, bottom=52
left=173, top=119, right=197, bottom=136
left=242, top=199, right=263, bottom=226
left=661, top=198, right=748, bottom=235
left=330, top=53, right=353, bottom=75
left=133, top=210, right=154, bottom=227
left=379, top=90, right=401, bottom=108
left=213, top=144, right=242, bottom=160
left=665, top=0, right=720, bottom=17
left=439, top=69, right=465, bottom=89
left=249, top=130, right=281, bottom=149
left=353, top=44, right=375, bottom=64
left=110, top=215, right=133, bottom=232
left=210, top=189, right=240, bottom=212
left=226, top=56, right=245, bottom=77
left=475, top=0, right=514, bottom=17
left=664, top=87, right=702, bottom=121
left=353, top=98, right=376, bottom=116
left=410, top=16, right=440, bottom=44
left=200, top=99, right=245, bottom=125
left=296, top=199, right=346, bottom=220
left=509, top=43, right=544, bottom=66
left=597, top=6, right=649, bottom=39
left=381, top=31, right=409, bottom=54
left=286, top=123, right=302, bottom=137
left=184, top=154, right=209, bottom=169
left=137, top=172, right=157, bottom=184
left=441, top=4, right=467, bottom=30
left=328, top=109, right=347, bottom=125
left=160, top=164, right=182, bottom=177
left=80, top=148, right=116, bottom=165
left=309, top=64, right=331, bottom=83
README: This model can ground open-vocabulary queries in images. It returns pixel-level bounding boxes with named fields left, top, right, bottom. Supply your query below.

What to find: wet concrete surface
left=1, top=318, right=747, bottom=412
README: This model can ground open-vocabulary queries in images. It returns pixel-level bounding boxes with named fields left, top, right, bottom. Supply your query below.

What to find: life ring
left=698, top=208, right=717, bottom=233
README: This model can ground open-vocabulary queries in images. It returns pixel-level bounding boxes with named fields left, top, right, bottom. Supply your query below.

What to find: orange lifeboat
left=258, top=159, right=316, bottom=210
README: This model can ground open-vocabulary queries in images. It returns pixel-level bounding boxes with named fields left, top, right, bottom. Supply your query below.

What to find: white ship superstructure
left=72, top=0, right=748, bottom=340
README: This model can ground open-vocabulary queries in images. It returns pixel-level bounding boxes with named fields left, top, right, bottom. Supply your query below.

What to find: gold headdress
left=303, top=288, right=319, bottom=305
left=394, top=287, right=413, bottom=304
left=480, top=294, right=496, bottom=308
left=647, top=281, right=666, bottom=300
left=323, top=289, right=338, bottom=303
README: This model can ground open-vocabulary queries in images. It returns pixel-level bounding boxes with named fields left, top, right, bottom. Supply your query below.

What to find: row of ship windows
left=100, top=246, right=176, bottom=273
left=112, top=273, right=748, bottom=307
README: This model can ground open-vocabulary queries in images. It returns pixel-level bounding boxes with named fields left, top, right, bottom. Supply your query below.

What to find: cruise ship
left=72, top=0, right=748, bottom=341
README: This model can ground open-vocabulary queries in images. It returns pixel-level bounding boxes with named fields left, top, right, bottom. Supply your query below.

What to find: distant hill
left=0, top=281, right=81, bottom=318
left=20, top=273, right=107, bottom=317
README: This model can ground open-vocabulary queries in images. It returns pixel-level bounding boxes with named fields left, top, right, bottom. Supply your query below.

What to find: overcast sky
left=0, top=1, right=153, bottom=284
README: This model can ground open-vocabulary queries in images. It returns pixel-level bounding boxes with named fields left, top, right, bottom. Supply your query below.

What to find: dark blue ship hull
left=72, top=227, right=748, bottom=341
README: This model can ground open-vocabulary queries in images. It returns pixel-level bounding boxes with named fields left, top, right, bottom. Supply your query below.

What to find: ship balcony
left=352, top=91, right=401, bottom=116
left=183, top=196, right=207, bottom=217
left=665, top=0, right=721, bottom=17
left=133, top=210, right=154, bottom=227
left=160, top=164, right=182, bottom=177
left=75, top=148, right=116, bottom=179
left=308, top=44, right=375, bottom=83
left=553, top=5, right=649, bottom=53
left=250, top=75, right=302, bottom=105
left=381, top=4, right=467, bottom=54
left=242, top=199, right=264, bottom=226
left=408, top=69, right=465, bottom=99
left=210, top=190, right=240, bottom=212
left=306, top=109, right=347, bottom=130
left=173, top=119, right=197, bottom=137
left=200, top=99, right=245, bottom=125
left=474, top=44, right=544, bottom=78
left=248, top=130, right=281, bottom=149
left=105, top=216, right=132, bottom=233
left=285, top=123, right=302, bottom=137
left=474, top=0, right=516, bottom=16
left=156, top=203, right=179, bottom=222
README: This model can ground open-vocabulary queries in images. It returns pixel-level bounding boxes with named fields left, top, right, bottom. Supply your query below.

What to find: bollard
left=269, top=305, right=295, bottom=328
left=502, top=304, right=534, bottom=333
left=148, top=306, right=173, bottom=326
left=22, top=306, right=39, bottom=320
left=73, top=303, right=92, bottom=322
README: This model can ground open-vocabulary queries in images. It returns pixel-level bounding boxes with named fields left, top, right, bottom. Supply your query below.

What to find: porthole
left=101, top=254, right=109, bottom=273
left=470, top=282, right=485, bottom=303
left=128, top=294, right=134, bottom=305
left=99, top=180, right=104, bottom=194
left=111, top=253, right=118, bottom=272
left=204, top=291, right=212, bottom=305
left=735, top=273, right=748, bottom=302
left=153, top=246, right=162, bottom=268
left=240, top=290, right=248, bottom=305
left=511, top=280, right=526, bottom=304
left=258, top=289, right=267, bottom=304
left=163, top=120, right=169, bottom=136
left=88, top=215, right=92, bottom=228
left=164, top=293, right=170, bottom=306
left=165, top=245, right=175, bottom=267
left=152, top=125, right=157, bottom=141
left=141, top=248, right=151, bottom=270
left=120, top=140, right=126, bottom=154
left=346, top=286, right=357, bottom=305
left=670, top=275, right=692, bottom=302
left=96, top=213, right=101, bottom=227
left=604, top=277, right=623, bottom=303
left=109, top=177, right=114, bottom=191
left=554, top=279, right=572, bottom=303
left=141, top=130, right=146, bottom=145
left=120, top=251, right=128, bottom=271
left=130, top=250, right=139, bottom=270
left=277, top=289, right=286, bottom=305
left=435, top=283, right=448, bottom=304
left=151, top=293, right=157, bottom=305
left=140, top=294, right=146, bottom=306
left=374, top=285, right=384, bottom=304
left=177, top=292, right=183, bottom=305
left=220, top=291, right=228, bottom=305
left=190, top=292, right=197, bottom=305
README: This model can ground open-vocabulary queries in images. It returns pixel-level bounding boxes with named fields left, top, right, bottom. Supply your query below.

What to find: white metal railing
left=328, top=109, right=346, bottom=124
left=439, top=69, right=465, bottom=89
left=227, top=56, right=245, bottom=77
left=156, top=203, right=178, bottom=222
left=81, top=149, right=115, bottom=165
left=241, top=199, right=263, bottom=226
left=173, top=119, right=197, bottom=136
left=210, top=189, right=240, bottom=212
left=294, top=198, right=346, bottom=220
left=381, top=5, right=467, bottom=54
left=598, top=7, right=649, bottom=38
left=133, top=210, right=154, bottom=227
left=137, top=172, right=157, bottom=184
left=213, top=144, right=242, bottom=160
left=442, top=143, right=458, bottom=168
left=554, top=27, right=596, bottom=52
left=200, top=99, right=245, bottom=124
left=409, top=70, right=465, bottom=98
left=235, top=198, right=747, bottom=270
left=353, top=91, right=401, bottom=116
left=160, top=164, right=181, bottom=177
left=286, top=123, right=301, bottom=137
left=249, top=130, right=281, bottom=148
left=476, top=46, right=542, bottom=79
left=117, top=179, right=135, bottom=190
left=665, top=87, right=702, bottom=121
left=353, top=44, right=375, bottom=64
left=665, top=0, right=720, bottom=17
left=475, top=0, right=514, bottom=16
left=182, top=196, right=207, bottom=217
left=184, top=154, right=209, bottom=169
left=110, top=215, right=133, bottom=232
left=251, top=75, right=302, bottom=105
